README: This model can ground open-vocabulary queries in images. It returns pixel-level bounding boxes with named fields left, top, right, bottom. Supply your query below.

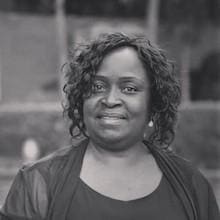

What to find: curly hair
left=63, top=32, right=181, bottom=147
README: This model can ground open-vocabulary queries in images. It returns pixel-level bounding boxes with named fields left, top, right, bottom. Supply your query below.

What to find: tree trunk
left=145, top=0, right=160, bottom=43
left=55, top=0, right=67, bottom=98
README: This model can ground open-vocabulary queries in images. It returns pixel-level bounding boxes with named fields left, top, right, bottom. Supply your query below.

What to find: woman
left=0, top=33, right=219, bottom=220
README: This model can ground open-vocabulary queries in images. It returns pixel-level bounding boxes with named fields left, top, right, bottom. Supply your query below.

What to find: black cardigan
left=1, top=139, right=219, bottom=220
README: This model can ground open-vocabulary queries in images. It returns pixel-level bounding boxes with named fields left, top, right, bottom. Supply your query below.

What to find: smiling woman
left=83, top=47, right=149, bottom=150
left=0, top=33, right=219, bottom=220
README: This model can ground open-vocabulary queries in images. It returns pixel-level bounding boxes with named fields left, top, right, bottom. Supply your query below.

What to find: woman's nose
left=101, top=88, right=122, bottom=107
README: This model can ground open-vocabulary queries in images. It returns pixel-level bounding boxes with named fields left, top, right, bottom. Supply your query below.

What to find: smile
left=97, top=113, right=126, bottom=119
left=100, top=117, right=124, bottom=123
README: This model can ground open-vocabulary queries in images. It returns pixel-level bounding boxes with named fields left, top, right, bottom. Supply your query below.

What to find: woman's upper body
left=0, top=139, right=219, bottom=220
left=0, top=33, right=219, bottom=220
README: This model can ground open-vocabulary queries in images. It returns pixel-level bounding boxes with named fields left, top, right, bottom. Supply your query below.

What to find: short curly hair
left=63, top=32, right=181, bottom=147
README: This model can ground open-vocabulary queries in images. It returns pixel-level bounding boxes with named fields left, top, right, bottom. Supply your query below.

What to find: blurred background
left=0, top=0, right=219, bottom=207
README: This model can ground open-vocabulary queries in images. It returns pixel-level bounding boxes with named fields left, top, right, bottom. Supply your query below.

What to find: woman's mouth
left=97, top=113, right=126, bottom=119
left=97, top=113, right=127, bottom=125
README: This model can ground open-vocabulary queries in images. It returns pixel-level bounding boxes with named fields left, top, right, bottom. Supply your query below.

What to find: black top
left=67, top=176, right=187, bottom=220
left=0, top=139, right=219, bottom=220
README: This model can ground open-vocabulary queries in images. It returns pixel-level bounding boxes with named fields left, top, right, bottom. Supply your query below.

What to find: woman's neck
left=86, top=139, right=151, bottom=168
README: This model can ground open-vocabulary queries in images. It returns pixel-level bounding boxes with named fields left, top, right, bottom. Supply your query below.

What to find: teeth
left=102, top=116, right=121, bottom=119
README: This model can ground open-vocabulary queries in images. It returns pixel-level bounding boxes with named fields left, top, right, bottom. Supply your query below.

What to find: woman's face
left=83, top=47, right=150, bottom=150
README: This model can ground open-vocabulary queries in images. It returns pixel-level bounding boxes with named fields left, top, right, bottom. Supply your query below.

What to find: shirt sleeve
left=0, top=167, right=48, bottom=220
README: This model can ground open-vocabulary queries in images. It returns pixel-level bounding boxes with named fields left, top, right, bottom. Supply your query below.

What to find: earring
left=148, top=120, right=153, bottom=127
left=143, top=132, right=147, bottom=140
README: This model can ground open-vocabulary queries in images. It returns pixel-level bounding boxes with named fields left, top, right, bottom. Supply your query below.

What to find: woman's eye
left=92, top=83, right=105, bottom=93
left=122, top=86, right=137, bottom=93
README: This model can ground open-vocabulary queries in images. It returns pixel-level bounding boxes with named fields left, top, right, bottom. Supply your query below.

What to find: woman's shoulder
left=18, top=138, right=88, bottom=186
left=148, top=142, right=207, bottom=186
left=0, top=141, right=84, bottom=219
left=21, top=138, right=89, bottom=185
left=166, top=150, right=211, bottom=190
left=24, top=145, right=74, bottom=168
left=167, top=150, right=220, bottom=219
left=20, top=143, right=81, bottom=180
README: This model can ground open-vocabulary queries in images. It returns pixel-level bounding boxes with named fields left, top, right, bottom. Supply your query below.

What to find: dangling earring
left=148, top=120, right=153, bottom=127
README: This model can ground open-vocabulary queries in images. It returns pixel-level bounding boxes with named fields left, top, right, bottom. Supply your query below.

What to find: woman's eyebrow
left=119, top=76, right=141, bottom=80
left=94, top=75, right=146, bottom=85
left=119, top=77, right=146, bottom=84
left=93, top=75, right=107, bottom=81
left=95, top=75, right=144, bottom=80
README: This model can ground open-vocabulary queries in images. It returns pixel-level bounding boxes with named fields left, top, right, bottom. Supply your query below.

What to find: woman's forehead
left=98, top=47, right=146, bottom=74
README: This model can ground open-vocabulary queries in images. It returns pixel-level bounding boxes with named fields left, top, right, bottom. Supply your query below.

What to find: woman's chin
left=91, top=131, right=141, bottom=152
left=97, top=132, right=125, bottom=144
